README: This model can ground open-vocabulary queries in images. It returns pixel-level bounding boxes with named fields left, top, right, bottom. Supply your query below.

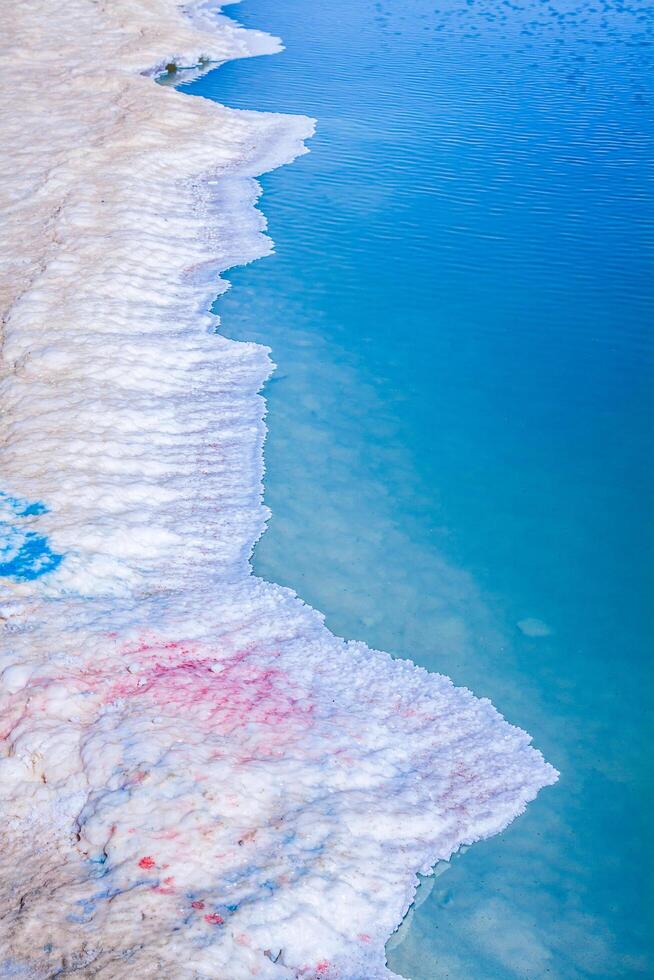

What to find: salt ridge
left=0, top=1, right=557, bottom=976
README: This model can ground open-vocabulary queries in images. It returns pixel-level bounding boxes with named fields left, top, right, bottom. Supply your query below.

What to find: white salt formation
left=0, top=1, right=557, bottom=976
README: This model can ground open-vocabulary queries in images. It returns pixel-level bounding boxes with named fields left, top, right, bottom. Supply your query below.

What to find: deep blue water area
left=183, top=1, right=653, bottom=975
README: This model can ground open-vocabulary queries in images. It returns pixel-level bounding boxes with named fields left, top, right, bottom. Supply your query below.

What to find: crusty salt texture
left=0, top=1, right=557, bottom=976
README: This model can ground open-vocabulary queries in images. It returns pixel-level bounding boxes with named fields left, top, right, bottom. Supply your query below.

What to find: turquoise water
left=184, top=1, right=653, bottom=976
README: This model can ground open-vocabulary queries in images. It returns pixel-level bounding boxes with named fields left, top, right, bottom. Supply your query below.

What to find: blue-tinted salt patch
left=183, top=0, right=653, bottom=976
left=0, top=492, right=62, bottom=581
left=0, top=492, right=47, bottom=518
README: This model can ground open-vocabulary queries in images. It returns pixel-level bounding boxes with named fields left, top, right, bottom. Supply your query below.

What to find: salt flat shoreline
left=0, top=1, right=556, bottom=976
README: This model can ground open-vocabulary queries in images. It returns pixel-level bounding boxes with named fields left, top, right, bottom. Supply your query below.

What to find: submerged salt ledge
left=0, top=1, right=557, bottom=976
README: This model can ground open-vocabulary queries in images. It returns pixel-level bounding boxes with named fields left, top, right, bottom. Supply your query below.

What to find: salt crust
left=0, top=1, right=557, bottom=976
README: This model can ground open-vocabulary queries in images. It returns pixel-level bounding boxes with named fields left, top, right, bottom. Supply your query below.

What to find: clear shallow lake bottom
left=184, top=1, right=653, bottom=976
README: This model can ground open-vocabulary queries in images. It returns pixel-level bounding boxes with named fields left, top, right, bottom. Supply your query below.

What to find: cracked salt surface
left=0, top=0, right=557, bottom=976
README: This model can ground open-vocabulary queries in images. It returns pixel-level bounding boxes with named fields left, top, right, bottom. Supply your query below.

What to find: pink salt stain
left=191, top=900, right=205, bottom=910
left=11, top=633, right=318, bottom=839
left=149, top=871, right=176, bottom=895
left=99, top=637, right=314, bottom=745
left=138, top=856, right=156, bottom=869
left=204, top=913, right=224, bottom=925
left=358, top=933, right=371, bottom=943
left=299, top=964, right=331, bottom=979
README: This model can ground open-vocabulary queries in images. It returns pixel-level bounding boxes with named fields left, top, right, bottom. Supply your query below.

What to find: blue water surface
left=184, top=1, right=653, bottom=975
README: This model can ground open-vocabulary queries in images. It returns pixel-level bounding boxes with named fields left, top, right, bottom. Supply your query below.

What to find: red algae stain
left=191, top=900, right=205, bottom=910
left=138, top=856, right=156, bottom=869
left=204, top=913, right=224, bottom=925
left=12, top=634, right=315, bottom=774
left=99, top=637, right=314, bottom=744
left=358, top=934, right=371, bottom=943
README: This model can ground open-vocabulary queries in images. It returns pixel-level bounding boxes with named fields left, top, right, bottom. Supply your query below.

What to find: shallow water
left=184, top=1, right=653, bottom=976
